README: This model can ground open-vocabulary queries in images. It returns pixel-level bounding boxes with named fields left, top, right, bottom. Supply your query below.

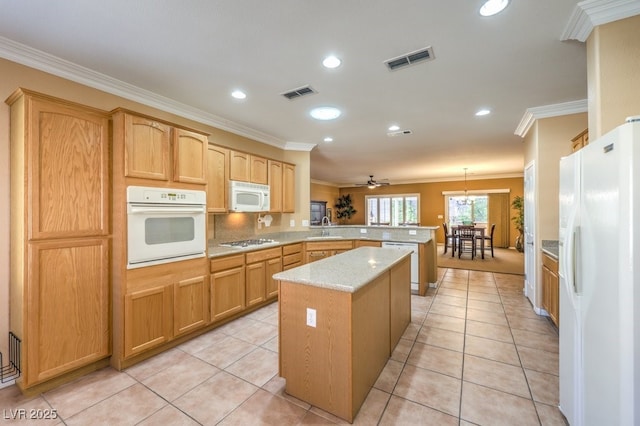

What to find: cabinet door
left=283, top=163, right=296, bottom=213
left=29, top=97, right=110, bottom=239
left=549, top=271, right=559, bottom=326
left=250, top=155, right=268, bottom=184
left=124, top=114, right=171, bottom=180
left=246, top=262, right=266, bottom=307
left=124, top=284, right=172, bottom=358
left=174, top=128, right=207, bottom=184
left=207, top=145, right=228, bottom=212
left=174, top=275, right=208, bottom=337
left=211, top=266, right=246, bottom=322
left=26, top=238, right=110, bottom=385
left=265, top=257, right=282, bottom=299
left=229, top=151, right=250, bottom=182
left=268, top=160, right=283, bottom=212
left=541, top=266, right=550, bottom=313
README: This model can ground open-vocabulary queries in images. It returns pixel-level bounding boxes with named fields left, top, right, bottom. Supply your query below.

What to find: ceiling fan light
left=368, top=184, right=376, bottom=189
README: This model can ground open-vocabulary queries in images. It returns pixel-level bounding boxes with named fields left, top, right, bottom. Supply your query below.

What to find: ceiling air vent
left=384, top=46, right=435, bottom=71
left=281, top=85, right=317, bottom=100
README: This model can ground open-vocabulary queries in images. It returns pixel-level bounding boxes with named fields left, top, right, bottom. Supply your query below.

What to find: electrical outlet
left=290, top=219, right=295, bottom=227
left=437, top=214, right=444, bottom=219
left=302, top=219, right=309, bottom=227
left=360, top=228, right=367, bottom=234
left=306, top=308, right=316, bottom=328
left=409, top=230, right=417, bottom=235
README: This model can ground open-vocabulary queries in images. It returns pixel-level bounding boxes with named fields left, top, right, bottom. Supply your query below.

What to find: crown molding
left=514, top=99, right=588, bottom=138
left=561, top=0, right=640, bottom=42
left=284, top=141, right=317, bottom=152
left=0, top=35, right=297, bottom=151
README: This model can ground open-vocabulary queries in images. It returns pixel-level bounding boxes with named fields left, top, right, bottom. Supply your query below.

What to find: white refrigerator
left=558, top=120, right=639, bottom=426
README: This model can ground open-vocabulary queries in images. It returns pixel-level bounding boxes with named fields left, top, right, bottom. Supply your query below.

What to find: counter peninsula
left=273, top=247, right=412, bottom=423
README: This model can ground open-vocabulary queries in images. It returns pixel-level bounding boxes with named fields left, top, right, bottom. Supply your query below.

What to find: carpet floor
left=436, top=244, right=524, bottom=275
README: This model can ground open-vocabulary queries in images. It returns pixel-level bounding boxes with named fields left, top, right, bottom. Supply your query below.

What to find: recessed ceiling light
left=324, top=137, right=334, bottom=143
left=388, top=125, right=400, bottom=131
left=231, top=90, right=246, bottom=99
left=310, top=107, right=341, bottom=121
left=322, top=55, right=341, bottom=69
left=479, top=0, right=509, bottom=17
left=475, top=109, right=491, bottom=116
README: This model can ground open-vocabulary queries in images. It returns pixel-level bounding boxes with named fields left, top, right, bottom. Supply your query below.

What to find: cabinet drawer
left=246, top=247, right=282, bottom=264
left=283, top=252, right=302, bottom=266
left=283, top=243, right=303, bottom=256
left=542, top=253, right=558, bottom=273
left=305, top=240, right=353, bottom=251
left=211, top=254, right=245, bottom=272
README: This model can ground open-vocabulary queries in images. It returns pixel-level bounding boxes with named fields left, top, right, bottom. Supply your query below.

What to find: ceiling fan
left=355, top=175, right=390, bottom=189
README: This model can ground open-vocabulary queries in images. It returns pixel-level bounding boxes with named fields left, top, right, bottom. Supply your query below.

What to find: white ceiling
left=0, top=0, right=594, bottom=186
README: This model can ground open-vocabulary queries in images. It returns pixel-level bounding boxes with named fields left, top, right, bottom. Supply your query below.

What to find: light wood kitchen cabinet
left=542, top=253, right=559, bottom=327
left=305, top=241, right=354, bottom=263
left=207, top=145, right=229, bottom=212
left=282, top=243, right=303, bottom=270
left=124, top=285, right=173, bottom=358
left=354, top=240, right=381, bottom=248
left=571, top=128, right=589, bottom=153
left=229, top=150, right=268, bottom=184
left=246, top=247, right=282, bottom=305
left=210, top=255, right=246, bottom=322
left=268, top=160, right=283, bottom=212
left=7, top=89, right=111, bottom=391
left=115, top=110, right=207, bottom=184
left=174, top=275, right=209, bottom=337
left=283, top=162, right=296, bottom=213
left=173, top=128, right=208, bottom=184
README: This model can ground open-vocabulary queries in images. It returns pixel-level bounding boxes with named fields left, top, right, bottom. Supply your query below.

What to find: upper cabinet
left=229, top=150, right=268, bottom=184
left=283, top=162, right=296, bottom=213
left=173, top=128, right=208, bottom=184
left=571, top=129, right=589, bottom=153
left=207, top=145, right=229, bottom=212
left=115, top=110, right=208, bottom=184
left=268, top=160, right=283, bottom=213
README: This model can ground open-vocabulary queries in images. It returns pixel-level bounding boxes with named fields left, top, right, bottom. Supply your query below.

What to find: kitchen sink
left=306, top=236, right=344, bottom=240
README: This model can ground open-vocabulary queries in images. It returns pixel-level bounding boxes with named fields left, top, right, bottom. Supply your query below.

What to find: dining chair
left=457, top=225, right=476, bottom=259
left=481, top=224, right=496, bottom=257
left=443, top=223, right=454, bottom=254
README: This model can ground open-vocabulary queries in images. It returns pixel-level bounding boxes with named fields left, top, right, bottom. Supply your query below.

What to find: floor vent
left=384, top=46, right=435, bottom=71
left=281, top=85, right=317, bottom=100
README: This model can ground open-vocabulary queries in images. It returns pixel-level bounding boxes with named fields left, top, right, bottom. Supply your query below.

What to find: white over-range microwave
left=229, top=180, right=270, bottom=212
left=127, top=186, right=207, bottom=269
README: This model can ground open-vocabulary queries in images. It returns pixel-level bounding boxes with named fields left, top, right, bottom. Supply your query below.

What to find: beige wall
left=0, top=58, right=311, bottom=357
left=587, top=15, right=640, bottom=138
left=337, top=177, right=524, bottom=246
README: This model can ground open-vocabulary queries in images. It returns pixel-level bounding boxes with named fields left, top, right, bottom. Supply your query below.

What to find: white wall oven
left=127, top=186, right=206, bottom=269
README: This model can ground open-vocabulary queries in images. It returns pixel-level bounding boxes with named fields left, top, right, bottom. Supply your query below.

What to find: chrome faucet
left=321, top=216, right=330, bottom=236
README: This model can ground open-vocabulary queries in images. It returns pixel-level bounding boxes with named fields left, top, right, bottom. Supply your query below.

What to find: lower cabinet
left=541, top=253, right=559, bottom=327
left=210, top=254, right=246, bottom=322
left=305, top=241, right=354, bottom=263
left=246, top=247, right=282, bottom=306
left=124, top=285, right=173, bottom=358
left=282, top=243, right=303, bottom=270
left=174, top=276, right=209, bottom=337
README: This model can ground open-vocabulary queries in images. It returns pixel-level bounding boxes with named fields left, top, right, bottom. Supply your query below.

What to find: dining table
left=451, top=226, right=486, bottom=259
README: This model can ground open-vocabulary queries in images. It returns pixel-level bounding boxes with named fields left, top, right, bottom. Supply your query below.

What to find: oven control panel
left=127, top=186, right=206, bottom=205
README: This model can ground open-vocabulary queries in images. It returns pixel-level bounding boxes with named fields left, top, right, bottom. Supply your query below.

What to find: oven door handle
left=128, top=204, right=206, bottom=215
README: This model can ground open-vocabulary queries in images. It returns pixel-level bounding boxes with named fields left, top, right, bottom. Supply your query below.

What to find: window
left=366, top=194, right=419, bottom=226
left=446, top=195, right=488, bottom=227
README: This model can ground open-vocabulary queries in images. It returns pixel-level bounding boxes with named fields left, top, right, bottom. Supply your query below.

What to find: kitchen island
left=273, top=247, right=412, bottom=423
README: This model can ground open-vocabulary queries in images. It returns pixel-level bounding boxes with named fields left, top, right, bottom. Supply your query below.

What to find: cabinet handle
left=309, top=252, right=326, bottom=257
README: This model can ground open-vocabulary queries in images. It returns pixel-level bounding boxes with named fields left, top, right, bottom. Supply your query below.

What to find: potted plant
left=511, top=195, right=524, bottom=252
left=335, top=194, right=357, bottom=223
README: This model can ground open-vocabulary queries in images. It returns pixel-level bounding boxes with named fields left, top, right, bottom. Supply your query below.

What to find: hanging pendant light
left=457, top=168, right=474, bottom=206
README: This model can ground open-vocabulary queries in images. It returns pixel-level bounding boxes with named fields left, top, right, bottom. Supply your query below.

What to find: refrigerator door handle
left=572, top=226, right=580, bottom=294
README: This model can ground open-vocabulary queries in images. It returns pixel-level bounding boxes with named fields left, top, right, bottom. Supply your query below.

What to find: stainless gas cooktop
left=219, top=238, right=279, bottom=248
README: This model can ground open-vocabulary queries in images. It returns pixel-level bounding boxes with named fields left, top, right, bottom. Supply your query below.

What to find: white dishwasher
left=381, top=242, right=419, bottom=292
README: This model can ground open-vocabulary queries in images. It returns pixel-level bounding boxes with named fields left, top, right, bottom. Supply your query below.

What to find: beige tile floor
left=0, top=267, right=568, bottom=425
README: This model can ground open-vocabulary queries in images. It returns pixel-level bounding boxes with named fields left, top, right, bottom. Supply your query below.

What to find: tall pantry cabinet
left=7, top=89, right=111, bottom=391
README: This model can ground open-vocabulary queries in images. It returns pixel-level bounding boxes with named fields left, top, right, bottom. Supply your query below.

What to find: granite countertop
left=272, top=246, right=412, bottom=293
left=541, top=240, right=559, bottom=259
left=208, top=227, right=436, bottom=258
